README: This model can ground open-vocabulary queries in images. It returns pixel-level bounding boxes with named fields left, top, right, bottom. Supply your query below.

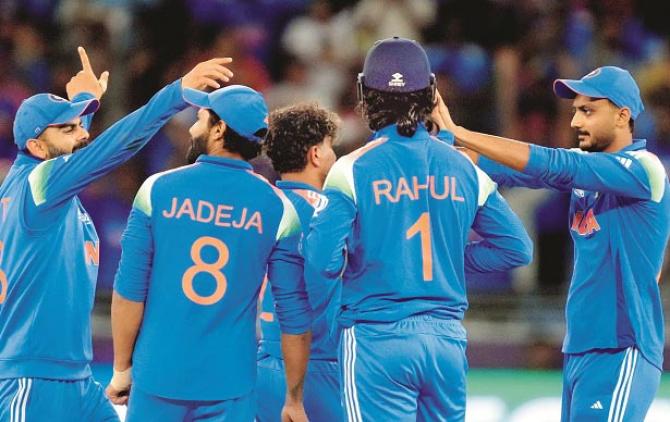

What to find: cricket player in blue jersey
left=107, top=85, right=313, bottom=422
left=0, top=45, right=234, bottom=421
left=257, top=103, right=342, bottom=422
left=439, top=66, right=670, bottom=421
left=304, top=37, right=533, bottom=422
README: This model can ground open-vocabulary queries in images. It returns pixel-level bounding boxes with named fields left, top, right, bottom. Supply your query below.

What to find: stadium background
left=1, top=0, right=669, bottom=420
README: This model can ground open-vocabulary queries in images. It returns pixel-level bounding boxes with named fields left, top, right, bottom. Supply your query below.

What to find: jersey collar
left=373, top=123, right=430, bottom=142
left=276, top=180, right=322, bottom=193
left=195, top=155, right=252, bottom=170
left=620, top=139, right=647, bottom=152
left=14, top=151, right=41, bottom=166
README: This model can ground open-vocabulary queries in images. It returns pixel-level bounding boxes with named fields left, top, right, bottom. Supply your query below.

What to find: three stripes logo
left=615, top=156, right=633, bottom=169
left=591, top=400, right=604, bottom=410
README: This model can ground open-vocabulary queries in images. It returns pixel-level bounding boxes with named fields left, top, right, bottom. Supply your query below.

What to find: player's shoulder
left=133, top=165, right=191, bottom=215
left=622, top=149, right=667, bottom=174
left=341, top=135, right=390, bottom=165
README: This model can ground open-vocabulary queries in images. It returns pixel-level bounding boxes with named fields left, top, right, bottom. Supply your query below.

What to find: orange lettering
left=406, top=212, right=433, bottom=281
left=215, top=205, right=233, bottom=227
left=430, top=176, right=450, bottom=200
left=373, top=180, right=394, bottom=204
left=196, top=201, right=215, bottom=223
left=176, top=199, right=195, bottom=220
left=245, top=211, right=263, bottom=234
left=1, top=198, right=11, bottom=221
left=85, top=241, right=99, bottom=266
left=451, top=177, right=465, bottom=202
left=182, top=237, right=228, bottom=305
left=258, top=276, right=274, bottom=322
left=412, top=177, right=429, bottom=199
left=163, top=197, right=177, bottom=218
left=232, top=208, right=247, bottom=229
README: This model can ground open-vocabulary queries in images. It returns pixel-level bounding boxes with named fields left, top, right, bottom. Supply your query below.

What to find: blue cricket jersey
left=0, top=80, right=187, bottom=380
left=258, top=180, right=340, bottom=361
left=478, top=140, right=670, bottom=370
left=114, top=156, right=312, bottom=401
left=304, top=124, right=532, bottom=327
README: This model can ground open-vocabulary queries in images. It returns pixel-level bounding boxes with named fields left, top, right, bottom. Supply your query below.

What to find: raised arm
left=25, top=58, right=234, bottom=222
left=464, top=166, right=533, bottom=273
left=436, top=91, right=662, bottom=198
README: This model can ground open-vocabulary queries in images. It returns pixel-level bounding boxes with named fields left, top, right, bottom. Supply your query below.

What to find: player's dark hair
left=358, top=86, right=434, bottom=137
left=209, top=110, right=265, bottom=161
left=266, top=103, right=339, bottom=174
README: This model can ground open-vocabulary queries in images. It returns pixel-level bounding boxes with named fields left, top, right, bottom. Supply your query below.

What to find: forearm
left=111, top=291, right=145, bottom=370
left=281, top=331, right=312, bottom=402
left=453, top=126, right=531, bottom=172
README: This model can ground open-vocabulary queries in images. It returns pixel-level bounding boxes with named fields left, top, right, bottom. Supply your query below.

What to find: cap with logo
left=358, top=36, right=435, bottom=93
left=13, top=94, right=99, bottom=149
left=553, top=66, right=644, bottom=119
left=183, top=85, right=268, bottom=143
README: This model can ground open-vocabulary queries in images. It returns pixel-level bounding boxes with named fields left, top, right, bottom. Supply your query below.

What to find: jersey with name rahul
left=304, top=124, right=532, bottom=327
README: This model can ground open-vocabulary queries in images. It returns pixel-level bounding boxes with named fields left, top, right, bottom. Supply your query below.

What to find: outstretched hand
left=182, top=58, right=235, bottom=91
left=66, top=47, right=109, bottom=100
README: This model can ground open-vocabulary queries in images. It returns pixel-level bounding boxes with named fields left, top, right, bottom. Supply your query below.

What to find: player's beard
left=186, top=134, right=209, bottom=164
left=45, top=138, right=90, bottom=159
left=576, top=127, right=614, bottom=152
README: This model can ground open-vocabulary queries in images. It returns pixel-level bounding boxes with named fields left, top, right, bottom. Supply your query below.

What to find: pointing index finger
left=211, top=57, right=233, bottom=65
left=78, top=46, right=94, bottom=74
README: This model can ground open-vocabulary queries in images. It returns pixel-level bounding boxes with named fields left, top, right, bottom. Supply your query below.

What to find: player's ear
left=214, top=120, right=227, bottom=140
left=617, top=107, right=632, bottom=130
left=308, top=144, right=320, bottom=167
left=25, top=138, right=48, bottom=160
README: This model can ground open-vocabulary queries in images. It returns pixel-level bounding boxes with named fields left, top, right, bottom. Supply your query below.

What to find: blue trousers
left=256, top=354, right=342, bottom=422
left=0, top=376, right=119, bottom=422
left=340, top=315, right=468, bottom=422
left=561, top=346, right=661, bottom=421
left=126, top=386, right=254, bottom=422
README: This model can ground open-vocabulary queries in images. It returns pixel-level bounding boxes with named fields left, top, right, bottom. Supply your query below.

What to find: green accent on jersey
left=277, top=193, right=302, bottom=240
left=474, top=166, right=497, bottom=206
left=27, top=159, right=57, bottom=206
left=324, top=157, right=356, bottom=202
left=627, top=150, right=667, bottom=203
left=133, top=173, right=162, bottom=216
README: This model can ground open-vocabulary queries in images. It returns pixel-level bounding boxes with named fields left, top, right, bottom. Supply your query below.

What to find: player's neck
left=208, top=149, right=244, bottom=162
left=280, top=171, right=323, bottom=190
left=603, top=132, right=634, bottom=153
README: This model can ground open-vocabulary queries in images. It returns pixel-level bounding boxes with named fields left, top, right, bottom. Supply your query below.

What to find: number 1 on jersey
left=406, top=212, right=433, bottom=281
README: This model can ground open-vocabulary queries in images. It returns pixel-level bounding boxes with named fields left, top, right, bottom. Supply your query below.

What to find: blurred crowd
left=1, top=0, right=669, bottom=293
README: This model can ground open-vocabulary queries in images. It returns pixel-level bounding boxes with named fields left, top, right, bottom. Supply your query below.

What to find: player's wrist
left=110, top=366, right=133, bottom=390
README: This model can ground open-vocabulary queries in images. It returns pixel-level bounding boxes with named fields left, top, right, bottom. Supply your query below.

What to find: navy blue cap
left=553, top=66, right=644, bottom=119
left=361, top=37, right=433, bottom=93
left=183, top=85, right=268, bottom=142
left=13, top=94, right=99, bottom=149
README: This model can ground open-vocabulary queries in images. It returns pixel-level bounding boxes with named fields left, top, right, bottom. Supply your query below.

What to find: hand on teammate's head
left=433, top=90, right=458, bottom=133
left=66, top=46, right=109, bottom=101
left=182, top=58, right=235, bottom=91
